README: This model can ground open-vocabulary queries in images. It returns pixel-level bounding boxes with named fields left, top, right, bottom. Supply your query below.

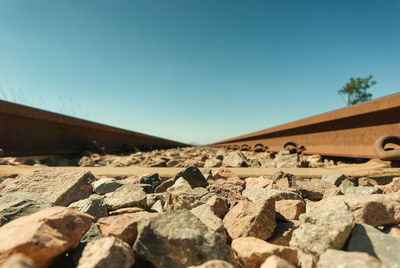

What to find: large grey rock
left=347, top=223, right=400, bottom=268
left=0, top=192, right=53, bottom=226
left=77, top=237, right=135, bottom=268
left=243, top=188, right=302, bottom=202
left=289, top=209, right=354, bottom=260
left=133, top=210, right=231, bottom=268
left=92, top=178, right=123, bottom=194
left=0, top=169, right=94, bottom=206
left=321, top=174, right=347, bottom=186
left=318, top=249, right=383, bottom=268
left=307, top=192, right=400, bottom=227
left=174, top=165, right=208, bottom=188
left=223, top=199, right=276, bottom=240
left=68, top=194, right=108, bottom=220
left=104, top=184, right=147, bottom=211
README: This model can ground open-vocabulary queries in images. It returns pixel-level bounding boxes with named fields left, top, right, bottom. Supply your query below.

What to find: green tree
left=338, top=75, right=377, bottom=106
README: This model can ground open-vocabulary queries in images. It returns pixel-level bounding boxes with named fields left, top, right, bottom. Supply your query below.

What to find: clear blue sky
left=0, top=0, right=399, bottom=145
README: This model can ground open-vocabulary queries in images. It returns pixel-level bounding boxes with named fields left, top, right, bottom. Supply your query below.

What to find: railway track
left=1, top=93, right=400, bottom=159
left=0, top=100, right=187, bottom=156
left=212, top=93, right=400, bottom=160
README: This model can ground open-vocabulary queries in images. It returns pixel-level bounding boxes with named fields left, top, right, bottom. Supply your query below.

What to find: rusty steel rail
left=212, top=93, right=400, bottom=159
left=0, top=100, right=187, bottom=156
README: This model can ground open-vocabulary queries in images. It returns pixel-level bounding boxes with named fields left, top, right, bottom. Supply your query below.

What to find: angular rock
left=68, top=194, right=108, bottom=220
left=0, top=207, right=93, bottom=268
left=260, top=255, right=296, bottom=268
left=0, top=192, right=53, bottom=226
left=321, top=174, right=347, bottom=187
left=140, top=173, right=161, bottom=189
left=174, top=165, right=208, bottom=188
left=1, top=169, right=94, bottom=206
left=289, top=209, right=353, bottom=260
left=268, top=221, right=299, bottom=246
left=271, top=171, right=296, bottom=190
left=246, top=176, right=273, bottom=189
left=231, top=237, right=298, bottom=268
left=97, top=211, right=157, bottom=245
left=77, top=237, right=135, bottom=268
left=207, top=180, right=245, bottom=204
left=81, top=223, right=103, bottom=243
left=294, top=179, right=338, bottom=201
left=146, top=193, right=165, bottom=210
left=223, top=199, right=276, bottom=240
left=212, top=167, right=241, bottom=183
left=188, top=260, right=234, bottom=268
left=1, top=254, right=35, bottom=268
left=318, top=249, right=383, bottom=268
left=92, top=177, right=123, bottom=194
left=191, top=204, right=228, bottom=241
left=275, top=199, right=306, bottom=221
left=222, top=152, right=248, bottom=167
left=381, top=177, right=400, bottom=194
left=204, top=158, right=223, bottom=168
left=272, top=152, right=299, bottom=168
left=164, top=183, right=208, bottom=211
left=151, top=200, right=164, bottom=213
left=133, top=210, right=231, bottom=268
left=358, top=177, right=378, bottom=187
left=347, top=223, right=400, bottom=268
left=108, top=207, right=145, bottom=216
left=104, top=183, right=147, bottom=211
left=339, top=178, right=356, bottom=194
left=155, top=178, right=175, bottom=193
left=206, top=195, right=229, bottom=219
left=344, top=186, right=383, bottom=196
left=243, top=188, right=302, bottom=202
left=307, top=193, right=400, bottom=227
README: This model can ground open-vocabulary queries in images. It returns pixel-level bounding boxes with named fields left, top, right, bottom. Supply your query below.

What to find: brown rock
left=271, top=171, right=296, bottom=190
left=260, top=255, right=296, bottom=268
left=307, top=192, right=400, bottom=227
left=207, top=180, right=245, bottom=204
left=1, top=254, right=35, bottom=268
left=245, top=176, right=273, bottom=189
left=77, top=237, right=135, bottom=268
left=0, top=207, right=93, bottom=268
left=97, top=211, right=157, bottom=245
left=231, top=237, right=298, bottom=268
left=212, top=167, right=243, bottom=184
left=206, top=195, right=229, bottom=219
left=223, top=199, right=276, bottom=240
left=0, top=169, right=94, bottom=206
left=103, top=183, right=147, bottom=211
left=276, top=199, right=306, bottom=221
left=381, top=177, right=400, bottom=194
left=358, top=177, right=378, bottom=187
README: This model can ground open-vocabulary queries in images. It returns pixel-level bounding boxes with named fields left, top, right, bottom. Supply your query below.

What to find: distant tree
left=338, top=75, right=377, bottom=106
